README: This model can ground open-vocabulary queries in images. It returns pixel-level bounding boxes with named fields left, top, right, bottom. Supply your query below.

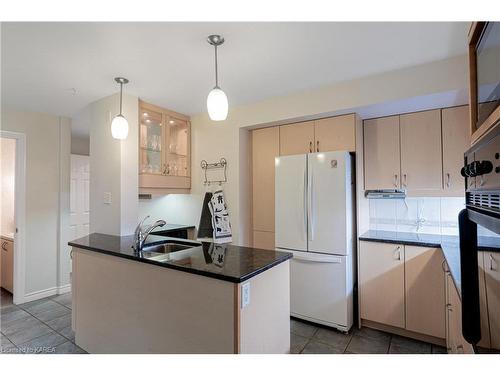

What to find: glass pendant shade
left=207, top=87, right=228, bottom=121
left=111, top=114, right=129, bottom=140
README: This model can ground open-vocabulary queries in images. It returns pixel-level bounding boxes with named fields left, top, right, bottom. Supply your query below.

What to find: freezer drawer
left=284, top=249, right=353, bottom=331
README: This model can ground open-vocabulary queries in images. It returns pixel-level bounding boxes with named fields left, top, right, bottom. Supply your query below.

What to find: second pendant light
left=206, top=34, right=228, bottom=121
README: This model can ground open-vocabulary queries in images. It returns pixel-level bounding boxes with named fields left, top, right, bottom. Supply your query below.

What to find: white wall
left=1, top=110, right=71, bottom=297
left=1, top=137, right=16, bottom=235
left=187, top=55, right=469, bottom=245
left=138, top=194, right=201, bottom=228
left=74, top=93, right=138, bottom=236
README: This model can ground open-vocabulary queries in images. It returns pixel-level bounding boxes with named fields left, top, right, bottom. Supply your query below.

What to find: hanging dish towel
left=197, top=192, right=214, bottom=241
left=209, top=190, right=232, bottom=243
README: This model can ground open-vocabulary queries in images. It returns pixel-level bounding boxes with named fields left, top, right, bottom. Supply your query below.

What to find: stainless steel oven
left=459, top=124, right=500, bottom=349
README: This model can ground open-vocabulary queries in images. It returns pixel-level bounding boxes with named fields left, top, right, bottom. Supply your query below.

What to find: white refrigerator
left=275, top=151, right=355, bottom=332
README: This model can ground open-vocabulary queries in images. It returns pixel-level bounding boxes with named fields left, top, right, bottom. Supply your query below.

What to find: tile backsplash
left=369, top=197, right=465, bottom=236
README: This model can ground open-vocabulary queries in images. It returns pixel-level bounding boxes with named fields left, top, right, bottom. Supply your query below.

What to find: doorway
left=0, top=131, right=26, bottom=306
left=69, top=154, right=90, bottom=240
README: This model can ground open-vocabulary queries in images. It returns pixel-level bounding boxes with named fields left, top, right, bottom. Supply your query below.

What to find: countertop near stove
left=359, top=230, right=500, bottom=297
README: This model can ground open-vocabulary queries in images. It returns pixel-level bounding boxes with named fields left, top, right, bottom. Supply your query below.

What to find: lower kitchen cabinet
left=359, top=241, right=405, bottom=328
left=484, top=251, right=500, bottom=350
left=405, top=245, right=445, bottom=338
left=1, top=239, right=14, bottom=293
left=359, top=241, right=446, bottom=341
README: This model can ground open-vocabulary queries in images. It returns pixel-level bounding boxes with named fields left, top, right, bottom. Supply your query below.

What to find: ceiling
left=2, top=22, right=469, bottom=126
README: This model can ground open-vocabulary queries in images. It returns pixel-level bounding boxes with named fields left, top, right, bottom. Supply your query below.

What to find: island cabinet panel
left=441, top=106, right=470, bottom=196
left=400, top=109, right=443, bottom=191
left=363, top=116, right=401, bottom=190
left=279, top=121, right=315, bottom=156
left=252, top=126, right=279, bottom=235
left=477, top=252, right=492, bottom=349
left=239, top=260, right=290, bottom=353
left=484, top=251, right=500, bottom=350
left=72, top=249, right=235, bottom=354
left=359, top=241, right=405, bottom=328
left=314, top=114, right=356, bottom=152
left=404, top=246, right=445, bottom=338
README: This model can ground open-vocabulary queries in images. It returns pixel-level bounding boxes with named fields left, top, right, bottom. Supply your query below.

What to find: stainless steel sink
left=140, top=240, right=201, bottom=263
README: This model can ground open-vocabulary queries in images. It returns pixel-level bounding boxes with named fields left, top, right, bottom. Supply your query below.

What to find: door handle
left=316, top=140, right=319, bottom=152
left=303, top=167, right=308, bottom=239
left=394, top=246, right=401, bottom=261
left=308, top=167, right=315, bottom=241
left=309, top=141, right=312, bottom=153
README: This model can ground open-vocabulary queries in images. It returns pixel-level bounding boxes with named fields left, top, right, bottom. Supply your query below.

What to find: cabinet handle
left=490, top=254, right=496, bottom=271
left=441, top=259, right=447, bottom=273
left=1, top=242, right=7, bottom=251
left=446, top=173, right=451, bottom=188
left=446, top=303, right=452, bottom=311
left=394, top=174, right=399, bottom=188
left=394, top=246, right=401, bottom=261
left=70, top=249, right=73, bottom=260
left=402, top=174, right=407, bottom=188
left=316, top=140, right=319, bottom=152
left=457, top=344, right=464, bottom=354
left=309, top=141, right=313, bottom=153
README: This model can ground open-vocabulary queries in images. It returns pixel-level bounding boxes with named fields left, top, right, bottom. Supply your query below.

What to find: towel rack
left=201, top=158, right=227, bottom=186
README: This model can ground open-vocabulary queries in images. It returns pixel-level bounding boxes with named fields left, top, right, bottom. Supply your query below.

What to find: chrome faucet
left=133, top=215, right=166, bottom=251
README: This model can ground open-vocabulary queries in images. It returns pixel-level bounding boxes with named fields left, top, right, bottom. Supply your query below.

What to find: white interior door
left=275, top=154, right=307, bottom=252
left=70, top=155, right=90, bottom=239
left=308, top=151, right=351, bottom=255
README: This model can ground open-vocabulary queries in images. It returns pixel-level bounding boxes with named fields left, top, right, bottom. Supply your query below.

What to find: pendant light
left=111, top=77, right=129, bottom=139
left=206, top=35, right=228, bottom=121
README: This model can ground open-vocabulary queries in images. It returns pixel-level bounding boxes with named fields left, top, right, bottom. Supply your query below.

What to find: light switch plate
left=103, top=192, right=112, bottom=205
left=241, top=282, right=250, bottom=308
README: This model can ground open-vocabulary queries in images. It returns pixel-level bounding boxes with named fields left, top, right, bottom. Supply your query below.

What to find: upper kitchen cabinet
left=400, top=109, right=443, bottom=192
left=252, top=126, right=280, bottom=250
left=442, top=106, right=470, bottom=196
left=139, top=100, right=191, bottom=194
left=314, top=114, right=356, bottom=152
left=279, top=121, right=315, bottom=155
left=363, top=115, right=401, bottom=190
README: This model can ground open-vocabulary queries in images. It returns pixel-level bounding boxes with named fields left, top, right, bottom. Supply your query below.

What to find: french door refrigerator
left=275, top=151, right=355, bottom=332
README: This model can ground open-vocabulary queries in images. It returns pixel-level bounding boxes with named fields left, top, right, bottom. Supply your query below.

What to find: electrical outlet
left=241, top=282, right=250, bottom=308
left=103, top=192, right=112, bottom=205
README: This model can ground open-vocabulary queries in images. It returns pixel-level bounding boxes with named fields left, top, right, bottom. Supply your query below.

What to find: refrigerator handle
left=303, top=166, right=307, bottom=240
left=308, top=164, right=315, bottom=241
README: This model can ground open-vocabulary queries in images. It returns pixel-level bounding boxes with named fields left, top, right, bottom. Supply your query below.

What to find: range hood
left=365, top=189, right=406, bottom=199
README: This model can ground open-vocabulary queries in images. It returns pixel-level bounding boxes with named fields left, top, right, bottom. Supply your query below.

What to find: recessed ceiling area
left=1, top=22, right=469, bottom=121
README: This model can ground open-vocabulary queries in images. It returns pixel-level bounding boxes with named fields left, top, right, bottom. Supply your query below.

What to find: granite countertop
left=69, top=233, right=292, bottom=283
left=359, top=230, right=500, bottom=297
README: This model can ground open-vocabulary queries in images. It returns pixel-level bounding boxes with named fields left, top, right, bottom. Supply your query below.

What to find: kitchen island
left=68, top=233, right=292, bottom=354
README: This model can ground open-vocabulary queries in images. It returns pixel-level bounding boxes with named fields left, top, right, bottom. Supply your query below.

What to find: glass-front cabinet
left=139, top=100, right=191, bottom=194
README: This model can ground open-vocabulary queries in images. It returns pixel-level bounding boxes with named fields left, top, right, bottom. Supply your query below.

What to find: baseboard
left=361, top=319, right=446, bottom=346
left=19, top=284, right=71, bottom=304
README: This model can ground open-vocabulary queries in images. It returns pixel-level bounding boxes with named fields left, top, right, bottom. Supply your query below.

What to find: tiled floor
left=2, top=288, right=448, bottom=355
left=0, top=288, right=86, bottom=354
left=291, top=318, right=448, bottom=354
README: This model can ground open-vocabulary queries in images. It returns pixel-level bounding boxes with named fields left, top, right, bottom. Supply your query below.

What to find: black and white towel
left=208, top=190, right=232, bottom=243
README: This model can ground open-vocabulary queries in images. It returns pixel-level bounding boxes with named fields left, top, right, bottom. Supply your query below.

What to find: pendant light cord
left=119, top=82, right=123, bottom=115
left=214, top=45, right=219, bottom=88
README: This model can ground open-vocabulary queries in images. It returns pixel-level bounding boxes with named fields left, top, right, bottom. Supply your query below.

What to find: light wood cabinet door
left=359, top=241, right=405, bottom=328
left=363, top=116, right=401, bottom=190
left=477, top=251, right=492, bottom=349
left=253, top=231, right=275, bottom=251
left=1, top=240, right=13, bottom=293
left=400, top=109, right=443, bottom=191
left=442, top=106, right=470, bottom=195
left=279, top=121, right=314, bottom=156
left=252, top=127, right=280, bottom=233
left=405, top=246, right=445, bottom=338
left=314, top=114, right=355, bottom=152
left=484, top=251, right=500, bottom=350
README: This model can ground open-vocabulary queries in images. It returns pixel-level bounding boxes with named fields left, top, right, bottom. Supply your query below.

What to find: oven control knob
left=477, top=160, right=493, bottom=175
left=461, top=166, right=468, bottom=177
left=469, top=161, right=480, bottom=177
